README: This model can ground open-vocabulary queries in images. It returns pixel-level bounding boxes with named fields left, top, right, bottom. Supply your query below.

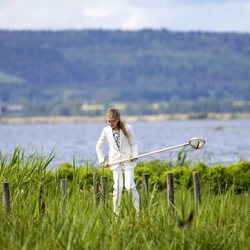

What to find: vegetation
left=0, top=148, right=249, bottom=249
left=0, top=30, right=250, bottom=116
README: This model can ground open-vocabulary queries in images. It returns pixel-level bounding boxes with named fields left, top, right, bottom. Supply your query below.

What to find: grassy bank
left=0, top=148, right=249, bottom=249
left=1, top=112, right=250, bottom=124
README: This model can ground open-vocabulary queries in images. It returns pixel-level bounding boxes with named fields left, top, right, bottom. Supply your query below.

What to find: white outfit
left=96, top=124, right=140, bottom=214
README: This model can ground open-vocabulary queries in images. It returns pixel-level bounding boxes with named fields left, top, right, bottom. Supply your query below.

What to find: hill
left=0, top=29, right=250, bottom=116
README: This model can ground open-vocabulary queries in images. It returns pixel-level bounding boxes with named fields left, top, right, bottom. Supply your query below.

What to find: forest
left=0, top=29, right=250, bottom=116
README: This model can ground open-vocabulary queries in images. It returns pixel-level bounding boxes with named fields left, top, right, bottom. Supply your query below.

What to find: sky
left=0, top=0, right=250, bottom=33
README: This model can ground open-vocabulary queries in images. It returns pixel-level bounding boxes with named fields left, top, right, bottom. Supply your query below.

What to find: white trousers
left=112, top=168, right=140, bottom=214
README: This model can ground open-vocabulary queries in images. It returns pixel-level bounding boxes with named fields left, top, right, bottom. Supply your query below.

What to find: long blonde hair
left=106, top=108, right=129, bottom=138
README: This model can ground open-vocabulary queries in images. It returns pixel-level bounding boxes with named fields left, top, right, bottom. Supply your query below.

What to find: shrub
left=1, top=148, right=249, bottom=195
left=135, top=159, right=174, bottom=190
left=56, top=162, right=113, bottom=190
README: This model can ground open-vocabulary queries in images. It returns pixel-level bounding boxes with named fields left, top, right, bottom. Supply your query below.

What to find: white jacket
left=96, top=124, right=138, bottom=170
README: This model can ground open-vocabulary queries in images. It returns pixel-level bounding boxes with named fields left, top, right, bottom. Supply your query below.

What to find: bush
left=1, top=148, right=249, bottom=195
left=56, top=162, right=113, bottom=190
left=135, top=161, right=250, bottom=194
left=135, top=159, right=174, bottom=190
left=225, top=161, right=250, bottom=193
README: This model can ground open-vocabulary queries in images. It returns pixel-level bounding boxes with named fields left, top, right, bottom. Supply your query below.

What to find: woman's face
left=106, top=113, right=119, bottom=129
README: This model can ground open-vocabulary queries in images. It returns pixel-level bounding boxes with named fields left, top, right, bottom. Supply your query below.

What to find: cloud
left=0, top=0, right=250, bottom=32
left=122, top=0, right=250, bottom=32
left=168, top=1, right=250, bottom=32
left=120, top=0, right=250, bottom=32
left=83, top=1, right=126, bottom=19
left=0, top=0, right=86, bottom=29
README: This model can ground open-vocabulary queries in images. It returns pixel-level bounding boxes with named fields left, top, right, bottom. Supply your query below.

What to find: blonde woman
left=96, top=108, right=139, bottom=215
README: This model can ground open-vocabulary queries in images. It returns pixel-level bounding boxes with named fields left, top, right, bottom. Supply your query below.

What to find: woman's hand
left=130, top=157, right=138, bottom=162
left=102, top=161, right=110, bottom=168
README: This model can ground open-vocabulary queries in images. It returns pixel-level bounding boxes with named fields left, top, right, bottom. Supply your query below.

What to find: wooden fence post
left=101, top=176, right=108, bottom=202
left=93, top=172, right=99, bottom=207
left=193, top=172, right=201, bottom=206
left=3, top=182, right=11, bottom=214
left=60, top=179, right=67, bottom=210
left=167, top=173, right=174, bottom=213
left=142, top=174, right=149, bottom=195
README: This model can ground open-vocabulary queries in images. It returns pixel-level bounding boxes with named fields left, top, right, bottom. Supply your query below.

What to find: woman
left=96, top=108, right=139, bottom=215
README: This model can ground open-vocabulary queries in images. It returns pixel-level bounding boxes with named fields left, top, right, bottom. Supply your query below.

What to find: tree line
left=0, top=29, right=250, bottom=116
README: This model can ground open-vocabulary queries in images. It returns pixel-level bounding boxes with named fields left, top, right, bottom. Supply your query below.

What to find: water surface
left=0, top=119, right=249, bottom=168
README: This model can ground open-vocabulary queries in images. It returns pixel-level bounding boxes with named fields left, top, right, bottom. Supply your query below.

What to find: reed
left=0, top=149, right=249, bottom=249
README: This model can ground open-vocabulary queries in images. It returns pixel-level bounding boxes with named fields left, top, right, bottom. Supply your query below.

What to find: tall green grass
left=0, top=149, right=249, bottom=249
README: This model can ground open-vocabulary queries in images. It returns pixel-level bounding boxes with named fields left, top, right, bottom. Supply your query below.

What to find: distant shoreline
left=1, top=112, right=250, bottom=124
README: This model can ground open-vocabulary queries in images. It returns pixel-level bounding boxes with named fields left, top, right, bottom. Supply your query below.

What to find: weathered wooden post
left=193, top=172, right=201, bottom=206
left=3, top=182, right=11, bottom=214
left=167, top=173, right=174, bottom=213
left=60, top=179, right=67, bottom=210
left=101, top=176, right=108, bottom=202
left=142, top=173, right=149, bottom=195
left=93, top=172, right=99, bottom=207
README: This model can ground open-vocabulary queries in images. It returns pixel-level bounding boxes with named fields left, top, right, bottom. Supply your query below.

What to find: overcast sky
left=0, top=0, right=250, bottom=33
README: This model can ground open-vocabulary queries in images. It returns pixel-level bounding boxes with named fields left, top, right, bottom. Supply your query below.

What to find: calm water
left=0, top=119, right=249, bottom=168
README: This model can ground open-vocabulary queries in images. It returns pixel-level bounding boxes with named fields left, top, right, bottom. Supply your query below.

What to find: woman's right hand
left=102, top=161, right=110, bottom=168
left=130, top=156, right=138, bottom=162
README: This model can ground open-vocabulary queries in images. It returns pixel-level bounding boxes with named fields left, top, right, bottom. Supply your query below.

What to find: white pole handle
left=109, top=142, right=189, bottom=166
left=108, top=137, right=205, bottom=167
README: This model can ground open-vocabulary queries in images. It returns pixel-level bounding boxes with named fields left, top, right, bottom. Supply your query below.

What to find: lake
left=0, top=119, right=249, bottom=168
